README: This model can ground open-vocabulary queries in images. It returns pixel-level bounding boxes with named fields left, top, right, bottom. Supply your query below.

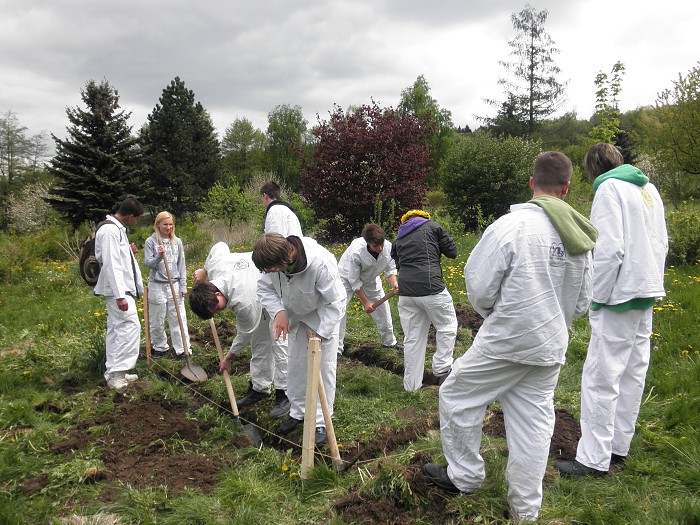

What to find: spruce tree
left=140, top=77, right=221, bottom=216
left=47, top=80, right=140, bottom=228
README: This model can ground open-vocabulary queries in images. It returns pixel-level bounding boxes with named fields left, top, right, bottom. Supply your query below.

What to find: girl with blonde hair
left=144, top=211, right=191, bottom=359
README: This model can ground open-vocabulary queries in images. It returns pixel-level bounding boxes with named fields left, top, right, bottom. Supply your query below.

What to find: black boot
left=237, top=382, right=269, bottom=408
left=270, top=389, right=290, bottom=419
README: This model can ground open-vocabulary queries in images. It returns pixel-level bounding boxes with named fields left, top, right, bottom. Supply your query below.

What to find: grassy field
left=0, top=232, right=699, bottom=524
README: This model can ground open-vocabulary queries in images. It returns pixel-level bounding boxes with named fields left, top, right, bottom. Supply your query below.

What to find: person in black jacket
left=390, top=209, right=458, bottom=391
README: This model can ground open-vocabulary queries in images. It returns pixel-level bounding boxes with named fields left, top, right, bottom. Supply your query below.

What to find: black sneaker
left=435, top=369, right=451, bottom=386
left=315, top=427, right=327, bottom=445
left=553, top=460, right=608, bottom=478
left=277, top=416, right=303, bottom=435
left=421, top=463, right=461, bottom=494
left=270, top=389, right=291, bottom=419
left=237, top=382, right=270, bottom=408
left=610, top=453, right=627, bottom=466
left=151, top=351, right=168, bottom=360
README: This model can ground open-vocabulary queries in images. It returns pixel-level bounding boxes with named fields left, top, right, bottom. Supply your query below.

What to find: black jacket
left=390, top=220, right=457, bottom=297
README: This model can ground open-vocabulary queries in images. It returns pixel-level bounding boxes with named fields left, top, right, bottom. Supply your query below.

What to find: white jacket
left=338, top=237, right=397, bottom=292
left=590, top=179, right=668, bottom=305
left=94, top=215, right=144, bottom=299
left=265, top=202, right=303, bottom=236
left=465, top=204, right=592, bottom=366
left=204, top=242, right=262, bottom=354
left=257, top=237, right=345, bottom=339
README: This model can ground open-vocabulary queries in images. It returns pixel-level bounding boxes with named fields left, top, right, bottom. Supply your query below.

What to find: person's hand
left=273, top=311, right=290, bottom=341
left=157, top=245, right=166, bottom=254
left=130, top=242, right=138, bottom=254
left=392, top=283, right=399, bottom=294
left=180, top=291, right=187, bottom=297
left=116, top=298, right=128, bottom=311
left=219, top=353, right=233, bottom=374
left=363, top=301, right=376, bottom=314
left=193, top=268, right=207, bottom=284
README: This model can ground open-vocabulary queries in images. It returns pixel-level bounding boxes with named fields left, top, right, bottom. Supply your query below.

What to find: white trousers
left=398, top=288, right=456, bottom=391
left=103, top=295, right=141, bottom=381
left=439, top=346, right=560, bottom=521
left=287, top=322, right=338, bottom=427
left=148, top=281, right=191, bottom=355
left=338, top=277, right=396, bottom=353
left=576, top=307, right=652, bottom=470
left=250, top=310, right=288, bottom=393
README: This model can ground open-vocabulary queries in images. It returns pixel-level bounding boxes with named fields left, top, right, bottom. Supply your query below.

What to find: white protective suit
left=205, top=242, right=287, bottom=393
left=441, top=202, right=592, bottom=521
left=265, top=202, right=303, bottom=237
left=256, top=237, right=345, bottom=427
left=576, top=175, right=668, bottom=471
left=94, top=215, right=144, bottom=382
left=144, top=234, right=190, bottom=355
left=337, top=237, right=398, bottom=353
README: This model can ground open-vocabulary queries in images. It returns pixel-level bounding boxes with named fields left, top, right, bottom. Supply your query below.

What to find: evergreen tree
left=221, top=117, right=269, bottom=186
left=140, top=77, right=221, bottom=216
left=486, top=4, right=567, bottom=135
left=47, top=80, right=140, bottom=228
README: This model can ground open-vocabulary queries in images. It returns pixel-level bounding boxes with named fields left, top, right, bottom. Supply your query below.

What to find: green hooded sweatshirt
left=528, top=196, right=598, bottom=256
left=593, top=164, right=648, bottom=192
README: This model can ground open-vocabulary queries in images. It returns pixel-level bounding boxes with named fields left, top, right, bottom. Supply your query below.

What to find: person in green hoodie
left=555, top=143, right=668, bottom=478
left=422, top=151, right=597, bottom=523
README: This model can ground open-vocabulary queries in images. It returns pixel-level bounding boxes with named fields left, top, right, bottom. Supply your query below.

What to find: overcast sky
left=2, top=0, right=698, bottom=147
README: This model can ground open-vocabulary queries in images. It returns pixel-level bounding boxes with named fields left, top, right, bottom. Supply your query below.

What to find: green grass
left=0, top=238, right=698, bottom=524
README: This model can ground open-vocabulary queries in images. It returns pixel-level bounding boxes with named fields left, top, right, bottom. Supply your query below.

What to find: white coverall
left=144, top=234, right=190, bottom=355
left=94, top=215, right=144, bottom=382
left=441, top=203, right=592, bottom=521
left=257, top=237, right=345, bottom=427
left=265, top=203, right=303, bottom=237
left=337, top=237, right=398, bottom=353
left=576, top=177, right=667, bottom=471
left=205, top=243, right=287, bottom=393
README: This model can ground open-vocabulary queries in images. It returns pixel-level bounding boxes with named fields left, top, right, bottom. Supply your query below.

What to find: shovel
left=209, top=318, right=263, bottom=446
left=158, top=235, right=207, bottom=383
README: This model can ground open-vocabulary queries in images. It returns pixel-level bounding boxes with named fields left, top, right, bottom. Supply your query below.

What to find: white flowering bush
left=8, top=182, right=58, bottom=233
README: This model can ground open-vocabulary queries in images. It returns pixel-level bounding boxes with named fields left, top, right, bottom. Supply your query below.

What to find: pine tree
left=486, top=4, right=567, bottom=136
left=47, top=80, right=140, bottom=228
left=140, top=77, right=221, bottom=216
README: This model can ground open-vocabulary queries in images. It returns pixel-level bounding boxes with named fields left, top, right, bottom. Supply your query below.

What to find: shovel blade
left=240, top=422, right=263, bottom=447
left=181, top=363, right=208, bottom=383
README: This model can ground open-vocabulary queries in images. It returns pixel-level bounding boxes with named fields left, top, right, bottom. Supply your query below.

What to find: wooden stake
left=318, top=372, right=343, bottom=470
left=300, top=334, right=321, bottom=479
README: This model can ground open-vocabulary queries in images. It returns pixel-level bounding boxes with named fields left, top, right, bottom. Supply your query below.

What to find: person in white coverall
left=188, top=242, right=290, bottom=418
left=144, top=211, right=191, bottom=359
left=555, top=143, right=668, bottom=478
left=390, top=209, right=458, bottom=392
left=260, top=180, right=303, bottom=237
left=337, top=224, right=400, bottom=354
left=252, top=233, right=345, bottom=446
left=423, top=152, right=597, bottom=523
left=94, top=198, right=145, bottom=390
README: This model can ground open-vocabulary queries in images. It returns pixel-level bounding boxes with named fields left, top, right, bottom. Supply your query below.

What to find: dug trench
left=26, top=304, right=581, bottom=523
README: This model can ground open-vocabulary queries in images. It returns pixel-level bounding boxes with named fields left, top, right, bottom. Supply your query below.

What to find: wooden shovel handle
left=371, top=288, right=397, bottom=309
left=209, top=318, right=240, bottom=417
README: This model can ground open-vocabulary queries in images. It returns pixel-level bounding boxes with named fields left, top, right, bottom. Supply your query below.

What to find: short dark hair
left=117, top=198, right=144, bottom=217
left=260, top=181, right=281, bottom=200
left=188, top=282, right=220, bottom=319
left=361, top=224, right=386, bottom=245
left=252, top=233, right=293, bottom=272
left=532, top=151, right=572, bottom=192
left=584, top=143, right=624, bottom=182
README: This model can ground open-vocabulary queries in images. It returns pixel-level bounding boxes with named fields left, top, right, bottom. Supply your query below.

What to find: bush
left=442, top=132, right=542, bottom=230
left=666, top=204, right=700, bottom=265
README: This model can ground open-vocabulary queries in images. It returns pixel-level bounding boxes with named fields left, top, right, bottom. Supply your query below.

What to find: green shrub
left=666, top=204, right=700, bottom=265
left=442, top=132, right=542, bottom=230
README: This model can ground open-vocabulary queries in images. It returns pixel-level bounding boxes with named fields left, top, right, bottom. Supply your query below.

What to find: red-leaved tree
left=301, top=102, right=433, bottom=240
